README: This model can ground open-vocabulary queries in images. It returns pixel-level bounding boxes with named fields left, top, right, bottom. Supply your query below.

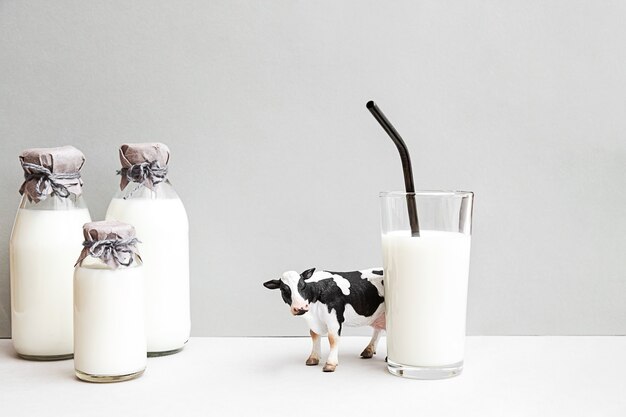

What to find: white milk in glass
left=106, top=142, right=190, bottom=355
left=106, top=196, right=190, bottom=353
left=74, top=262, right=146, bottom=381
left=11, top=205, right=91, bottom=358
left=10, top=146, right=91, bottom=360
left=383, top=230, right=471, bottom=367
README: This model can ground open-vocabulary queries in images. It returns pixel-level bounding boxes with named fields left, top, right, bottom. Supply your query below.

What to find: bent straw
left=366, top=100, right=420, bottom=237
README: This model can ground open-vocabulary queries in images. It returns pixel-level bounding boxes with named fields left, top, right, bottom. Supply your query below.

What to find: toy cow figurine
left=263, top=268, right=385, bottom=372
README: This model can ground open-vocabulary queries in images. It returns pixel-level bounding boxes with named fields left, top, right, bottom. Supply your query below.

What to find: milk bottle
left=74, top=221, right=146, bottom=382
left=10, top=146, right=91, bottom=360
left=105, top=143, right=190, bottom=356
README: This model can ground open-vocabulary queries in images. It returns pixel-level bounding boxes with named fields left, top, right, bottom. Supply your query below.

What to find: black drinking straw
left=366, top=100, right=420, bottom=237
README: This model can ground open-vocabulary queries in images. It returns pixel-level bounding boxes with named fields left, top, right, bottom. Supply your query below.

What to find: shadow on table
left=0, top=339, right=19, bottom=359
left=253, top=346, right=389, bottom=376
left=1, top=340, right=79, bottom=382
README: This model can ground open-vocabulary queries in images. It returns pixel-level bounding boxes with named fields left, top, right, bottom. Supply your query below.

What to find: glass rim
left=379, top=190, right=473, bottom=198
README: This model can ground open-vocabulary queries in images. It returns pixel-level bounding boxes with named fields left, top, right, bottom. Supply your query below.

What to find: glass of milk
left=10, top=146, right=91, bottom=360
left=105, top=143, right=190, bottom=356
left=380, top=191, right=473, bottom=379
left=74, top=221, right=146, bottom=383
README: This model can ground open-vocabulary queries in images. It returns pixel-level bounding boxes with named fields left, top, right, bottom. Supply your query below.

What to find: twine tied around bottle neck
left=20, top=162, right=82, bottom=202
left=117, top=161, right=168, bottom=198
left=75, top=237, right=141, bottom=268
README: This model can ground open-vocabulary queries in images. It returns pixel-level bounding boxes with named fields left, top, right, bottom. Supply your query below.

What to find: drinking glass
left=380, top=191, right=473, bottom=379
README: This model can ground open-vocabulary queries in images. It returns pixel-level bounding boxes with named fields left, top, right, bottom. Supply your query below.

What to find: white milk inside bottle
left=10, top=146, right=91, bottom=360
left=382, top=230, right=471, bottom=368
left=74, top=221, right=146, bottom=382
left=105, top=143, right=190, bottom=355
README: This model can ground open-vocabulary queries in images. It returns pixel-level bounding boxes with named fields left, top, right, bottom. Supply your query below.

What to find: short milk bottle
left=74, top=221, right=146, bottom=382
left=105, top=143, right=190, bottom=356
left=10, top=146, right=91, bottom=360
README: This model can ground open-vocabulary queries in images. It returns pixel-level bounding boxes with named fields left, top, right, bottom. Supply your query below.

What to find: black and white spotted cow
left=263, top=268, right=385, bottom=372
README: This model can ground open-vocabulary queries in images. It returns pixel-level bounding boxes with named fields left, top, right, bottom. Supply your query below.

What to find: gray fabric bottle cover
left=75, top=221, right=141, bottom=268
left=19, top=146, right=85, bottom=203
left=118, top=143, right=170, bottom=190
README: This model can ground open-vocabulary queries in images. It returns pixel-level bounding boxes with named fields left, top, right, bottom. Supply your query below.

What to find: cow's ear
left=301, top=268, right=316, bottom=280
left=263, top=279, right=281, bottom=290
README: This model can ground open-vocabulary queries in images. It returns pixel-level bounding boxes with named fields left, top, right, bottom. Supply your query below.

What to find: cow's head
left=263, top=268, right=316, bottom=316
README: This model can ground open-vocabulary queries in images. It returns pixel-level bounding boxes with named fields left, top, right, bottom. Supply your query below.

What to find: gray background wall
left=1, top=0, right=624, bottom=337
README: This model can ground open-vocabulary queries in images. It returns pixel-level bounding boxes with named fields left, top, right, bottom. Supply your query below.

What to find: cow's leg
left=360, top=328, right=382, bottom=359
left=323, top=331, right=340, bottom=372
left=323, top=314, right=342, bottom=372
left=306, top=330, right=321, bottom=366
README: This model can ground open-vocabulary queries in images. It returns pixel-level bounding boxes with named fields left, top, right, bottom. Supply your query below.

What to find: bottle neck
left=19, top=193, right=87, bottom=210
left=77, top=254, right=143, bottom=270
left=114, top=179, right=180, bottom=200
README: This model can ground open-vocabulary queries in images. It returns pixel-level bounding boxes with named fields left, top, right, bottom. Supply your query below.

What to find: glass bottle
left=74, top=221, right=146, bottom=382
left=105, top=143, right=190, bottom=356
left=10, top=146, right=91, bottom=360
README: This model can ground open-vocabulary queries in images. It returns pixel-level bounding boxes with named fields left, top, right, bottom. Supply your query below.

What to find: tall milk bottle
left=105, top=143, right=190, bottom=356
left=10, top=146, right=92, bottom=360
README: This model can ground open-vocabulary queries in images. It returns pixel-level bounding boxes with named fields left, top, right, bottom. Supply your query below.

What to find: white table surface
left=1, top=336, right=625, bottom=416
